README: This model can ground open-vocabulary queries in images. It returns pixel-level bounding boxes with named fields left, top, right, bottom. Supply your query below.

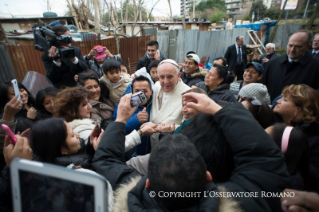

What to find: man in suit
left=262, top=30, right=319, bottom=102
left=150, top=59, right=190, bottom=147
left=309, top=33, right=319, bottom=58
left=224, top=36, right=247, bottom=81
left=41, top=25, right=88, bottom=88
left=253, top=43, right=280, bottom=69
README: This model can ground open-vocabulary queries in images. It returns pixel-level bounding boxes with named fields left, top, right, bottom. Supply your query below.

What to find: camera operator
left=41, top=24, right=88, bottom=88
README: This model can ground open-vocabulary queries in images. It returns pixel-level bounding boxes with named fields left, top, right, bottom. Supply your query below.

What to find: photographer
left=41, top=24, right=88, bottom=88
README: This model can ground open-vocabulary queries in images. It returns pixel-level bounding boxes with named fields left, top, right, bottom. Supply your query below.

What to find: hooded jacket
left=136, top=51, right=167, bottom=72
left=181, top=67, right=208, bottom=87
left=100, top=73, right=132, bottom=108
left=196, top=82, right=237, bottom=103
left=92, top=103, right=289, bottom=212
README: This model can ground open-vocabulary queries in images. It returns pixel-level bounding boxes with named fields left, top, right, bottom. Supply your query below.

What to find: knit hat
left=238, top=83, right=268, bottom=101
left=93, top=45, right=106, bottom=59
left=245, top=62, right=264, bottom=75
left=186, top=54, right=200, bottom=64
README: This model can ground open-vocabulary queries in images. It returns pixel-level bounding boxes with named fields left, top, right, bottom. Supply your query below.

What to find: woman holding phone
left=0, top=81, right=37, bottom=133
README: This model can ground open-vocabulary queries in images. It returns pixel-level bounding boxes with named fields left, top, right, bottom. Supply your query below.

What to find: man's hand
left=140, top=125, right=156, bottom=136
left=104, top=47, right=114, bottom=58
left=87, top=49, right=98, bottom=60
left=156, top=123, right=175, bottom=133
left=281, top=189, right=319, bottom=212
left=2, top=96, right=22, bottom=122
left=115, top=94, right=138, bottom=124
left=262, top=57, right=269, bottom=63
left=27, top=107, right=37, bottom=119
left=140, top=122, right=157, bottom=129
left=183, top=92, right=222, bottom=115
left=3, top=135, right=33, bottom=167
left=137, top=107, right=148, bottom=123
left=48, top=46, right=60, bottom=62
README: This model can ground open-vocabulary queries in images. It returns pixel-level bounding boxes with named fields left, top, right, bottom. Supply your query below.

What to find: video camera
left=33, top=27, right=75, bottom=60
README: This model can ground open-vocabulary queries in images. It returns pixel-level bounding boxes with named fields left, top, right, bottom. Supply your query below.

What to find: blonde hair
left=282, top=84, right=319, bottom=125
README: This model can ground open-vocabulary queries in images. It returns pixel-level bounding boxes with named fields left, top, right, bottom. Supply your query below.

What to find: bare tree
left=66, top=0, right=80, bottom=30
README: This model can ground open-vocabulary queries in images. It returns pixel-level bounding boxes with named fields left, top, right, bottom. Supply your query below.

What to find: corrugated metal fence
left=157, top=28, right=250, bottom=63
left=1, top=35, right=156, bottom=83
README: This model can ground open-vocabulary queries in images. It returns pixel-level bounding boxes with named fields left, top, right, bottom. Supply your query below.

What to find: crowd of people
left=1, top=25, right=319, bottom=211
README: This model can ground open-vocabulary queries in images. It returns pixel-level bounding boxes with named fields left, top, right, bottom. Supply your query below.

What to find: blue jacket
left=113, top=96, right=152, bottom=155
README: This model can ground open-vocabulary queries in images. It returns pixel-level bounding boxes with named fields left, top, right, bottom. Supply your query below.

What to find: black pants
left=234, top=63, right=244, bottom=81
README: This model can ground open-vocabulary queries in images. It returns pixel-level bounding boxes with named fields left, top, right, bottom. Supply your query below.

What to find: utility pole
left=192, top=0, right=196, bottom=20
left=303, top=0, right=310, bottom=18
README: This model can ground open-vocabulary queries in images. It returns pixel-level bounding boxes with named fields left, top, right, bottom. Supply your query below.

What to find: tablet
left=10, top=159, right=108, bottom=212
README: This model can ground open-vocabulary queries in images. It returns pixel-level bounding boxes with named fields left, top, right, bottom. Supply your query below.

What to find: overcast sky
left=0, top=0, right=181, bottom=18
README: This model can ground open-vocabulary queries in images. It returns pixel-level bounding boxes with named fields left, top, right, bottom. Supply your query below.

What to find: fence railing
left=1, top=35, right=156, bottom=83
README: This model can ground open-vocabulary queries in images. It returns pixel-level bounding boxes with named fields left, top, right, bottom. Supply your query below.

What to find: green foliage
left=242, top=14, right=251, bottom=21
left=210, top=12, right=225, bottom=24
left=249, top=0, right=267, bottom=20
left=190, top=0, right=226, bottom=12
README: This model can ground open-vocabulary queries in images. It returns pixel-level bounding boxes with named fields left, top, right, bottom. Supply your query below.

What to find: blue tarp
left=235, top=21, right=277, bottom=44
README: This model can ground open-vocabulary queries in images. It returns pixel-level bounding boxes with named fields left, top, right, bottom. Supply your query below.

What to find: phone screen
left=130, top=91, right=147, bottom=107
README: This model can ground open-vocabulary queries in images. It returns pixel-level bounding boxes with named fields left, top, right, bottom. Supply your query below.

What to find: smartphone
left=131, top=91, right=148, bottom=107
left=157, top=50, right=160, bottom=55
left=11, top=79, right=22, bottom=102
left=1, top=124, right=17, bottom=144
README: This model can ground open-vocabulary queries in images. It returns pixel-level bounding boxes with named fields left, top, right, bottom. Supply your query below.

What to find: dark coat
left=136, top=51, right=166, bottom=72
left=195, top=82, right=237, bottom=103
left=224, top=44, right=247, bottom=73
left=308, top=50, right=319, bottom=58
left=181, top=67, right=207, bottom=87
left=92, top=104, right=289, bottom=212
left=298, top=122, right=319, bottom=192
left=41, top=46, right=88, bottom=88
left=0, top=167, right=11, bottom=212
left=261, top=52, right=319, bottom=102
left=254, top=52, right=280, bottom=69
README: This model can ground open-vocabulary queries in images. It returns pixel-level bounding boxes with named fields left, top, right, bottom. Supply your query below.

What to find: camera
left=130, top=91, right=148, bottom=107
left=33, top=26, right=75, bottom=60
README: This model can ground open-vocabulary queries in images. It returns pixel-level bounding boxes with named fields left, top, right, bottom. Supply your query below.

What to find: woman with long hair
left=266, top=123, right=310, bottom=190
left=35, top=87, right=59, bottom=119
left=273, top=84, right=319, bottom=192
left=0, top=81, right=37, bottom=132
left=195, top=63, right=236, bottom=102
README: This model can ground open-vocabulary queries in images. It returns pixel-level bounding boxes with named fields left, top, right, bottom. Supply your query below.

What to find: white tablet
left=10, top=159, right=108, bottom=212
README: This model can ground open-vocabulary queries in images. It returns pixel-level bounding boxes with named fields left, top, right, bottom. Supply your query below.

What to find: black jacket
left=254, top=52, right=280, bottom=69
left=0, top=167, right=11, bottom=212
left=308, top=49, right=319, bottom=58
left=195, top=82, right=237, bottom=103
left=41, top=46, right=88, bottom=88
left=224, top=44, right=247, bottom=73
left=181, top=67, right=207, bottom=87
left=261, top=52, right=319, bottom=102
left=136, top=51, right=166, bottom=72
left=298, top=122, right=319, bottom=192
left=92, top=104, right=289, bottom=211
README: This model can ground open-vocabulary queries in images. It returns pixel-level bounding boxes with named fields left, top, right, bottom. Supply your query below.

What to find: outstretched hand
left=182, top=92, right=222, bottom=115
left=115, top=94, right=138, bottom=124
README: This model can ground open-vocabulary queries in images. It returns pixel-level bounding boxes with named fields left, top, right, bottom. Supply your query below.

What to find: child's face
left=106, top=69, right=121, bottom=84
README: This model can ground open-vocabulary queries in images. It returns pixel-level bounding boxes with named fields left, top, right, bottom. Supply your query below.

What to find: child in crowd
left=100, top=60, right=132, bottom=107
left=266, top=123, right=310, bottom=190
